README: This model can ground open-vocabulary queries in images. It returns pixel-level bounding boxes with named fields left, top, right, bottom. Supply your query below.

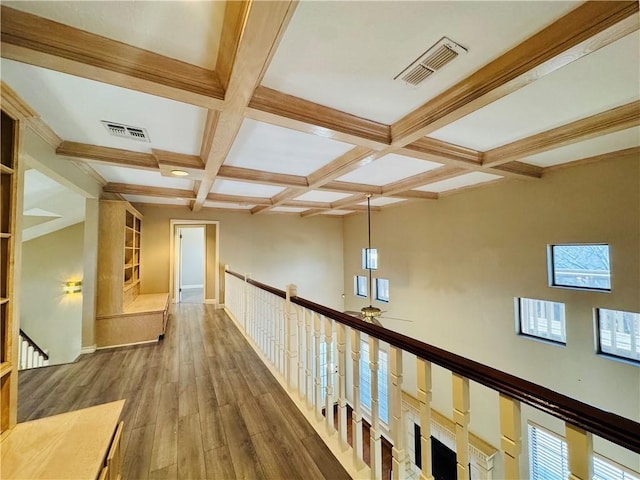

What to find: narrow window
left=376, top=278, right=389, bottom=303
left=596, top=308, right=640, bottom=363
left=354, top=275, right=367, bottom=297
left=517, top=298, right=566, bottom=344
left=362, top=248, right=378, bottom=270
left=548, top=244, right=611, bottom=291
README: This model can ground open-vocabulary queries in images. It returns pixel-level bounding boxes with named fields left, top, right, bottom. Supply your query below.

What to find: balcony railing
left=223, top=268, right=639, bottom=480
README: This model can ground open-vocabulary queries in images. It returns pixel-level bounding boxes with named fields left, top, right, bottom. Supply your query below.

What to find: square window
left=362, top=248, right=378, bottom=270
left=517, top=297, right=566, bottom=344
left=596, top=308, right=640, bottom=363
left=376, top=278, right=389, bottom=303
left=354, top=275, right=367, bottom=297
left=548, top=244, right=611, bottom=291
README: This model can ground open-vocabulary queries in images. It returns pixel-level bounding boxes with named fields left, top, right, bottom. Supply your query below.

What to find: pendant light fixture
left=361, top=194, right=382, bottom=321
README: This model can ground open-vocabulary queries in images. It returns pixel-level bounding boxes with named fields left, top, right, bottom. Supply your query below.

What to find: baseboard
left=204, top=298, right=217, bottom=305
left=216, top=303, right=225, bottom=309
left=96, top=339, right=157, bottom=350
left=80, top=345, right=97, bottom=354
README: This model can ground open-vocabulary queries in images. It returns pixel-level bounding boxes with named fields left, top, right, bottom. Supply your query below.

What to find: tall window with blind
left=359, top=339, right=389, bottom=424
left=528, top=424, right=639, bottom=480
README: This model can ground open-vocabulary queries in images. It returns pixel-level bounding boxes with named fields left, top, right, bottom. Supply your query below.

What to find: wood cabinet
left=1, top=110, right=20, bottom=434
left=96, top=200, right=168, bottom=348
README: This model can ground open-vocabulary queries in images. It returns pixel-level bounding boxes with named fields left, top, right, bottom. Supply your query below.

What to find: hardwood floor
left=18, top=304, right=351, bottom=480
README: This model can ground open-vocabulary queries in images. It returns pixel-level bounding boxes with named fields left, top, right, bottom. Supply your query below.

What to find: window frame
left=354, top=275, right=368, bottom=298
left=515, top=297, right=567, bottom=346
left=595, top=308, right=640, bottom=365
left=547, top=243, right=611, bottom=292
left=375, top=278, right=389, bottom=303
left=362, top=248, right=378, bottom=270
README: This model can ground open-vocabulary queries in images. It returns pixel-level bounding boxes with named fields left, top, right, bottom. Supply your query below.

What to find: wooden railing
left=18, top=329, right=49, bottom=370
left=224, top=268, right=639, bottom=480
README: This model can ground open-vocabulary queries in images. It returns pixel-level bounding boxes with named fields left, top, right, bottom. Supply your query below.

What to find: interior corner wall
left=20, top=222, right=85, bottom=366
left=137, top=208, right=345, bottom=310
left=205, top=224, right=217, bottom=300
left=343, top=156, right=640, bottom=474
left=81, top=198, right=99, bottom=349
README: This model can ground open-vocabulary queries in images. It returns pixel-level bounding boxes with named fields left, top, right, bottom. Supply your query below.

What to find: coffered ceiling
left=1, top=1, right=638, bottom=217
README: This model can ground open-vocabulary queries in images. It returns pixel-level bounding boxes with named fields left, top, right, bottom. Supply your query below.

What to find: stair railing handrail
left=19, top=329, right=49, bottom=360
left=226, top=268, right=640, bottom=454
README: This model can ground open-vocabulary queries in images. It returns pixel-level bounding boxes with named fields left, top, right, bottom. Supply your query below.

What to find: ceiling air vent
left=101, top=120, right=150, bottom=142
left=395, top=36, right=467, bottom=87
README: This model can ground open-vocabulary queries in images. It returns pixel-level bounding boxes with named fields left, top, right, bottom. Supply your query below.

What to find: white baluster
left=324, top=315, right=335, bottom=435
left=369, top=337, right=382, bottom=480
left=390, top=346, right=406, bottom=480
left=305, top=308, right=313, bottom=410
left=336, top=322, right=348, bottom=450
left=313, top=312, right=323, bottom=420
left=452, top=373, right=470, bottom=480
left=417, top=358, right=434, bottom=480
left=27, top=345, right=34, bottom=369
left=20, top=339, right=28, bottom=370
left=37, top=355, right=43, bottom=367
left=499, top=394, right=521, bottom=479
left=351, top=328, right=365, bottom=469
left=297, top=305, right=306, bottom=400
left=285, top=284, right=297, bottom=389
left=566, top=424, right=593, bottom=480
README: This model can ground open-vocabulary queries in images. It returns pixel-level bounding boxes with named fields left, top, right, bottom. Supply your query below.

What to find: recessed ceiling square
left=415, top=172, right=501, bottom=193
left=358, top=197, right=406, bottom=207
left=337, top=153, right=441, bottom=186
left=211, top=179, right=284, bottom=198
left=224, top=119, right=354, bottom=176
left=294, top=190, right=353, bottom=203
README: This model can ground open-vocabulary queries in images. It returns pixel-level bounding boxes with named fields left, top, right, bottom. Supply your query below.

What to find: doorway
left=175, top=226, right=205, bottom=303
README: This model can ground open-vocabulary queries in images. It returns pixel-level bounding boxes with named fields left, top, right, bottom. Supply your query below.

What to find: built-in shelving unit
left=1, top=109, right=19, bottom=434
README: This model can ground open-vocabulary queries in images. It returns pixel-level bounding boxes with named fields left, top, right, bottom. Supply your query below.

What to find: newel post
left=499, top=394, right=521, bottom=479
left=566, top=424, right=593, bottom=480
left=285, top=284, right=298, bottom=389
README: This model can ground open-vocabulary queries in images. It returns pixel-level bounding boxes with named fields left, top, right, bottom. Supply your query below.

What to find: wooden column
left=369, top=337, right=382, bottom=480
left=566, top=424, right=593, bottom=480
left=390, top=346, right=406, bottom=480
left=351, top=329, right=365, bottom=468
left=324, top=316, right=335, bottom=435
left=499, top=394, right=521, bottom=479
left=336, top=323, right=349, bottom=450
left=417, top=358, right=434, bottom=480
left=452, top=373, right=470, bottom=480
left=313, top=312, right=323, bottom=420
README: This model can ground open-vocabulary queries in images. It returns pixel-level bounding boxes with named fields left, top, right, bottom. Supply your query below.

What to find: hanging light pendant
left=362, top=194, right=382, bottom=321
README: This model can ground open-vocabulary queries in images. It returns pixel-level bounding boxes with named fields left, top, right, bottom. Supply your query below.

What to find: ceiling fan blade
left=343, top=310, right=366, bottom=320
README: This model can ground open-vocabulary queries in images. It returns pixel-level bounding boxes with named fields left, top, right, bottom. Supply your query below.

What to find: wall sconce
left=64, top=281, right=82, bottom=294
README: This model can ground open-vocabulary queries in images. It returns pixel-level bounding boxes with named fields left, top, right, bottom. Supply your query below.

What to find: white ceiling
left=4, top=1, right=224, bottom=69
left=22, top=169, right=86, bottom=242
left=262, top=1, right=580, bottom=124
left=337, top=153, right=442, bottom=186
left=428, top=31, right=640, bottom=151
left=121, top=195, right=190, bottom=206
left=91, top=164, right=194, bottom=190
left=1, top=59, right=208, bottom=155
left=210, top=179, right=284, bottom=198
left=223, top=119, right=354, bottom=176
left=415, top=172, right=502, bottom=193
left=294, top=190, right=353, bottom=203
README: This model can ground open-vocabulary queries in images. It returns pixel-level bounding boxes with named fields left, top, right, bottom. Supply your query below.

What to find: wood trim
left=0, top=6, right=225, bottom=109
left=543, top=146, right=640, bottom=173
left=199, top=110, right=220, bottom=160
left=250, top=187, right=307, bottom=214
left=299, top=208, right=328, bottom=218
left=227, top=268, right=640, bottom=454
left=217, top=165, right=308, bottom=188
left=216, top=0, right=251, bottom=92
left=194, top=1, right=298, bottom=210
left=56, top=142, right=158, bottom=170
left=307, top=146, right=376, bottom=188
left=483, top=101, right=640, bottom=167
left=26, top=117, right=62, bottom=148
left=391, top=190, right=438, bottom=200
left=402, top=138, right=481, bottom=167
left=206, top=192, right=272, bottom=206
left=151, top=150, right=204, bottom=170
left=247, top=86, right=391, bottom=148
left=390, top=2, right=639, bottom=145
left=330, top=194, right=368, bottom=210
left=103, top=183, right=194, bottom=199
left=321, top=181, right=383, bottom=195
left=382, top=165, right=467, bottom=196
left=0, top=81, right=37, bottom=120
left=487, top=161, right=543, bottom=179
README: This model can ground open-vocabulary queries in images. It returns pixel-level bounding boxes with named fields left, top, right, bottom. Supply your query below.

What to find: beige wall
left=206, top=224, right=216, bottom=300
left=20, top=223, right=85, bottom=365
left=343, top=156, right=640, bottom=473
left=138, top=208, right=345, bottom=310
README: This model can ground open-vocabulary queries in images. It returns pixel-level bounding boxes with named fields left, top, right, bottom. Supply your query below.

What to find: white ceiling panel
left=271, top=207, right=307, bottom=213
left=415, top=172, right=502, bottom=193
left=1, top=59, right=207, bottom=154
left=123, top=195, right=190, bottom=206
left=358, top=197, right=406, bottom=207
left=337, top=153, right=442, bottom=186
left=4, top=1, right=224, bottom=69
left=521, top=127, right=640, bottom=168
left=321, top=210, right=354, bottom=216
left=224, top=119, right=354, bottom=176
left=90, top=165, right=193, bottom=189
left=204, top=201, right=254, bottom=210
left=429, top=32, right=640, bottom=151
left=294, top=191, right=353, bottom=203
left=211, top=179, right=284, bottom=198
left=263, top=1, right=579, bottom=124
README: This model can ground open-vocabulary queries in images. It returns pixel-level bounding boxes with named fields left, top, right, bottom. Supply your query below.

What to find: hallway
left=18, top=304, right=350, bottom=480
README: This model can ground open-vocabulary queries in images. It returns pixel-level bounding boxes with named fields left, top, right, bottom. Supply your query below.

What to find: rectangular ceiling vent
left=395, top=37, right=467, bottom=87
left=101, top=120, right=150, bottom=142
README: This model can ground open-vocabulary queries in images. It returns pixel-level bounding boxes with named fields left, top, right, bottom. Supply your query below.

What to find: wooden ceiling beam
left=216, top=1, right=251, bottom=92
left=206, top=193, right=272, bottom=206
left=217, top=165, right=308, bottom=188
left=382, top=166, right=466, bottom=197
left=483, top=101, right=640, bottom=167
left=56, top=141, right=158, bottom=170
left=246, top=86, right=391, bottom=149
left=306, top=146, right=378, bottom=188
left=0, top=6, right=225, bottom=109
left=391, top=190, right=438, bottom=200
left=542, top=146, right=640, bottom=173
left=194, top=1, right=298, bottom=210
left=321, top=181, right=382, bottom=195
left=390, top=1, right=639, bottom=145
left=103, top=183, right=193, bottom=199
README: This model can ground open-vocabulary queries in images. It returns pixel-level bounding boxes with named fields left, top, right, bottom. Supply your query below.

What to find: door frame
left=169, top=220, right=220, bottom=305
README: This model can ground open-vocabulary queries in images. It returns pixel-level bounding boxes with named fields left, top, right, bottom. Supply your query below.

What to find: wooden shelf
left=0, top=297, right=9, bottom=305
left=0, top=163, right=14, bottom=174
left=123, top=279, right=140, bottom=292
left=0, top=233, right=11, bottom=239
left=0, top=362, right=11, bottom=378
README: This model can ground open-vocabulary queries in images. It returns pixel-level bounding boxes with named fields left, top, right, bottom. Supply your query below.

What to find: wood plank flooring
left=18, top=304, right=351, bottom=480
